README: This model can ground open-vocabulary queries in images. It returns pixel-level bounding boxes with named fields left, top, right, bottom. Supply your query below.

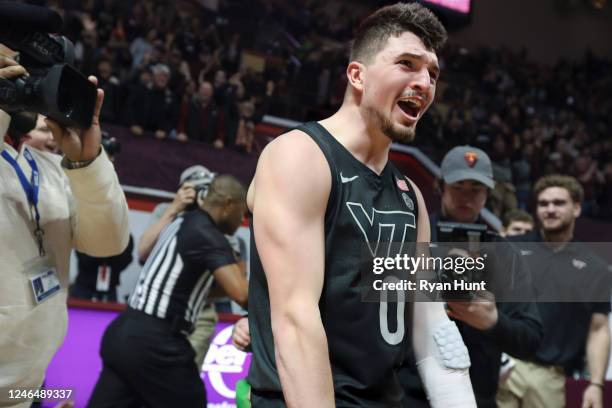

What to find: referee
left=87, top=175, right=248, bottom=408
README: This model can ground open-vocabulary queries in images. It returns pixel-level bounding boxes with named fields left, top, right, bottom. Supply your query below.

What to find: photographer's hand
left=447, top=291, right=498, bottom=331
left=0, top=55, right=28, bottom=79
left=169, top=182, right=196, bottom=215
left=45, top=76, right=104, bottom=162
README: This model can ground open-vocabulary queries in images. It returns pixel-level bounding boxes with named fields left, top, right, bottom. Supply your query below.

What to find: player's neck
left=321, top=105, right=391, bottom=175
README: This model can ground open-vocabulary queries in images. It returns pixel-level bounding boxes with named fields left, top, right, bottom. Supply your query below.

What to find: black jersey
left=247, top=122, right=420, bottom=407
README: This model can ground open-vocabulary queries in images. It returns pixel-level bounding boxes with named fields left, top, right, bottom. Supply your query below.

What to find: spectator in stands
left=572, top=153, right=604, bottom=216
left=222, top=32, right=242, bottom=73
left=96, top=59, right=123, bottom=124
left=487, top=164, right=518, bottom=222
left=126, top=63, right=179, bottom=139
left=218, top=72, right=245, bottom=149
left=40, top=0, right=612, bottom=222
left=192, top=47, right=218, bottom=84
left=130, top=28, right=157, bottom=71
left=177, top=81, right=220, bottom=143
left=75, top=29, right=99, bottom=76
left=512, top=143, right=533, bottom=209
left=167, top=48, right=190, bottom=95
left=600, top=162, right=612, bottom=220
left=212, top=69, right=229, bottom=106
left=501, top=209, right=534, bottom=237
left=234, top=100, right=256, bottom=154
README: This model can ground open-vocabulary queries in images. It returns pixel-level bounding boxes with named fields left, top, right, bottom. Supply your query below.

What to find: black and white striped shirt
left=129, top=209, right=235, bottom=325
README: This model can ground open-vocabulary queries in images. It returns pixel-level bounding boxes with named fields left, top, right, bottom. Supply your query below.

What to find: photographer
left=0, top=54, right=129, bottom=407
left=400, top=146, right=542, bottom=408
left=70, top=136, right=133, bottom=303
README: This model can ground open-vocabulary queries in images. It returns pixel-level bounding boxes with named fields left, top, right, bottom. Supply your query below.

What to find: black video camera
left=434, top=221, right=490, bottom=300
left=0, top=2, right=97, bottom=129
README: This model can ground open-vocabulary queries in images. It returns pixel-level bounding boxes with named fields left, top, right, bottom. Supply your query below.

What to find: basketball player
left=246, top=3, right=476, bottom=407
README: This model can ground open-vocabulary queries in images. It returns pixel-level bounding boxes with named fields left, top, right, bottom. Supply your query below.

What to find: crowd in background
left=45, top=0, right=612, bottom=220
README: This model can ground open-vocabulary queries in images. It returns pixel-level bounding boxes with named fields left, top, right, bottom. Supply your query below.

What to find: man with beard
left=246, top=3, right=476, bottom=407
left=497, top=175, right=611, bottom=408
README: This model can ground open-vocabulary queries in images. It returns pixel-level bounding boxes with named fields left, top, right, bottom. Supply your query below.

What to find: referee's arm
left=214, top=263, right=248, bottom=308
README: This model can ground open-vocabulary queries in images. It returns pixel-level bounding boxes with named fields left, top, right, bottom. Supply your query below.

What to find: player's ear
left=347, top=61, right=365, bottom=92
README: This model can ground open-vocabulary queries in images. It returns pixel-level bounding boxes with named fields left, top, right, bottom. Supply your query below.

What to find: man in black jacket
left=400, top=146, right=543, bottom=408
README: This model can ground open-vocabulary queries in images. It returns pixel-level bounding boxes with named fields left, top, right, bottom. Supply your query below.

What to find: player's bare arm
left=248, top=130, right=334, bottom=408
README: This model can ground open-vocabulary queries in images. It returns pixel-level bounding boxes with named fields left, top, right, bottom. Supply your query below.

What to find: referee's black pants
left=87, top=308, right=206, bottom=408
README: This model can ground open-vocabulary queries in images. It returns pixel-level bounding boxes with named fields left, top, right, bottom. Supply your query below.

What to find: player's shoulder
left=401, top=174, right=423, bottom=196
left=262, top=128, right=323, bottom=160
left=257, top=128, right=330, bottom=183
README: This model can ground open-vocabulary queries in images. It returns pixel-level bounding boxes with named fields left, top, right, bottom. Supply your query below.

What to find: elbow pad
left=416, top=320, right=476, bottom=408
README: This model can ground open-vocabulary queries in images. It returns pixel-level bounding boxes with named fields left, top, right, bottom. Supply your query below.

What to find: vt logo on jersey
left=346, top=202, right=416, bottom=257
left=346, top=201, right=416, bottom=346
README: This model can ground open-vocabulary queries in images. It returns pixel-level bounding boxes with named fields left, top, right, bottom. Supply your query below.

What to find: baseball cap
left=179, top=165, right=216, bottom=189
left=440, top=145, right=495, bottom=189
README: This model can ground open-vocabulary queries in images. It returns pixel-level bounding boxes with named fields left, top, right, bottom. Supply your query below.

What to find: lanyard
left=1, top=148, right=45, bottom=256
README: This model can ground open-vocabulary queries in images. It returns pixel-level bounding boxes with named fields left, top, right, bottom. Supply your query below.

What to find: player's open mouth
left=397, top=98, right=423, bottom=120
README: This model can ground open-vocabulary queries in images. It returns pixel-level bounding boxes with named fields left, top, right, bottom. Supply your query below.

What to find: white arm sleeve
left=413, top=301, right=477, bottom=408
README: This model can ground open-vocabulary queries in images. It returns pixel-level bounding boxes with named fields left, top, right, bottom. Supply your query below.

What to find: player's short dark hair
left=350, top=2, right=447, bottom=63
left=502, top=209, right=534, bottom=228
left=533, top=174, right=584, bottom=204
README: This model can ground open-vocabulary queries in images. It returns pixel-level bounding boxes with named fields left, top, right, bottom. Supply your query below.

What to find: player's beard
left=364, top=105, right=416, bottom=143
